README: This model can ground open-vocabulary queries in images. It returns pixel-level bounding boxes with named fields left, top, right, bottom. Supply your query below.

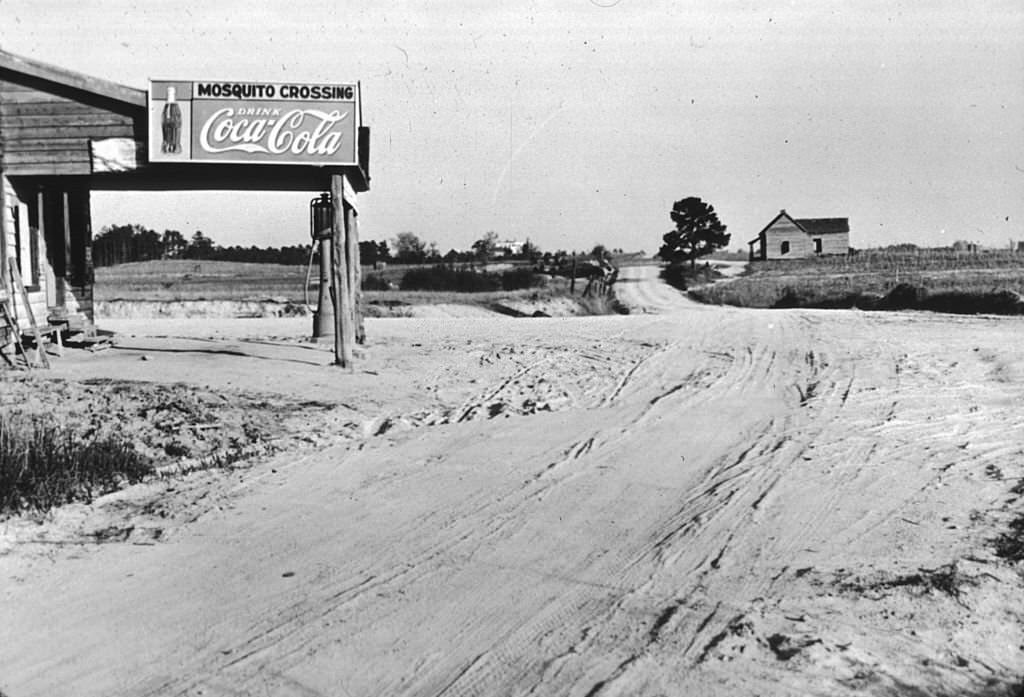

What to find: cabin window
left=11, top=204, right=40, bottom=291
left=814, top=238, right=823, bottom=254
left=780, top=241, right=790, bottom=255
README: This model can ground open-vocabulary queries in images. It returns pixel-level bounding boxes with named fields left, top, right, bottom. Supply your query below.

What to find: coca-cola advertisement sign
left=148, top=80, right=358, bottom=166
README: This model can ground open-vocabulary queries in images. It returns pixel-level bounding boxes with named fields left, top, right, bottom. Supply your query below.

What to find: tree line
left=92, top=225, right=316, bottom=267
left=387, top=230, right=623, bottom=267
left=92, top=223, right=619, bottom=269
left=93, top=224, right=349, bottom=267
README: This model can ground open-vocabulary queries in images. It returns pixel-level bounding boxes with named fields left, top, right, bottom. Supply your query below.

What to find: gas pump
left=308, top=193, right=334, bottom=339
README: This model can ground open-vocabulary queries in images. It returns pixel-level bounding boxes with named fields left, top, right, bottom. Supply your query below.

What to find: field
left=2, top=265, right=1023, bottom=696
left=94, top=259, right=624, bottom=318
left=94, top=259, right=311, bottom=302
left=690, top=249, right=1024, bottom=313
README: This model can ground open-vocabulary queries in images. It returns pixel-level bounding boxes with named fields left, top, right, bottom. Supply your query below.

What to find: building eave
left=755, top=210, right=804, bottom=238
left=0, top=47, right=146, bottom=108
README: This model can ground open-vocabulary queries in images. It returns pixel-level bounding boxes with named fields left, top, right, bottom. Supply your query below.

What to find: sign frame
left=148, top=79, right=360, bottom=168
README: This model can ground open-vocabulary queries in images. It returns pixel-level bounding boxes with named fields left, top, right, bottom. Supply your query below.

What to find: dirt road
left=613, top=264, right=701, bottom=313
left=2, top=268, right=1023, bottom=696
left=613, top=263, right=747, bottom=314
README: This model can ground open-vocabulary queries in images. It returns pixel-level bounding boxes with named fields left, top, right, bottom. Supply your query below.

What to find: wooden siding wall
left=817, top=233, right=849, bottom=255
left=2, top=174, right=48, bottom=329
left=763, top=218, right=813, bottom=260
left=0, top=77, right=138, bottom=176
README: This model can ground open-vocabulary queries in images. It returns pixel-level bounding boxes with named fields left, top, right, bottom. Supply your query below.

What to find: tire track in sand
left=404, top=312, right=840, bottom=697
left=520, top=312, right=891, bottom=696
left=126, top=323, right=680, bottom=696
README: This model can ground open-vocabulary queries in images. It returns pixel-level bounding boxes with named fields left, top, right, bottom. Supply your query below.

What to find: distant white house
left=496, top=239, right=526, bottom=257
left=748, top=210, right=850, bottom=261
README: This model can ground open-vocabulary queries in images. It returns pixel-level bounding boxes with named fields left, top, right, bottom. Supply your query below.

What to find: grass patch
left=835, top=563, right=978, bottom=606
left=97, top=260, right=553, bottom=303
left=96, top=259, right=622, bottom=317
left=95, top=259, right=435, bottom=302
left=689, top=249, right=1024, bottom=314
left=95, top=259, right=312, bottom=302
left=0, top=377, right=328, bottom=516
left=993, top=512, right=1024, bottom=563
left=0, top=411, right=152, bottom=516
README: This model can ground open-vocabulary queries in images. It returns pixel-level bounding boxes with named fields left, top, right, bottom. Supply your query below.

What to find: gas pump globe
left=310, top=193, right=334, bottom=339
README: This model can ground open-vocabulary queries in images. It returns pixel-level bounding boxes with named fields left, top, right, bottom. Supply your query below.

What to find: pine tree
left=659, top=197, right=730, bottom=269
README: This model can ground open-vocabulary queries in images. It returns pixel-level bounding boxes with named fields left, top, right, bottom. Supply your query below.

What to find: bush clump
left=661, top=263, right=723, bottom=292
left=400, top=266, right=500, bottom=292
left=692, top=276, right=1024, bottom=316
left=0, top=411, right=152, bottom=516
left=878, top=283, right=926, bottom=309
left=399, top=265, right=544, bottom=292
left=361, top=273, right=393, bottom=291
left=499, top=266, right=545, bottom=291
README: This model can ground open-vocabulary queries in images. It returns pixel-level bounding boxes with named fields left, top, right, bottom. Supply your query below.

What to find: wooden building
left=747, top=210, right=850, bottom=261
left=1, top=49, right=369, bottom=356
left=1, top=50, right=148, bottom=332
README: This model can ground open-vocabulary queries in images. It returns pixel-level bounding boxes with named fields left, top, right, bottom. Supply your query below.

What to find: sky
left=2, top=0, right=1022, bottom=253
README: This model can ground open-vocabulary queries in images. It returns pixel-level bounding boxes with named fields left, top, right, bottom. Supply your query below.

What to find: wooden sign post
left=346, top=203, right=364, bottom=345
left=330, top=173, right=356, bottom=369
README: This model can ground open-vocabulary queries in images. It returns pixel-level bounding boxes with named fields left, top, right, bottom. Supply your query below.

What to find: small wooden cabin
left=748, top=210, right=850, bottom=261
left=1, top=49, right=146, bottom=334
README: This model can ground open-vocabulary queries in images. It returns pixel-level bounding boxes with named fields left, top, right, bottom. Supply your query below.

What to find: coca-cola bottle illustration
left=161, top=86, right=182, bottom=154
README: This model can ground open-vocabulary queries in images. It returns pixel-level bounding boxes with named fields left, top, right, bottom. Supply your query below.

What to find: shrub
left=661, top=264, right=689, bottom=291
left=362, top=273, right=392, bottom=291
left=922, top=289, right=1024, bottom=315
left=499, top=266, right=545, bottom=291
left=0, top=411, right=152, bottom=516
left=661, top=263, right=724, bottom=292
left=399, top=264, right=544, bottom=293
left=879, top=283, right=925, bottom=309
left=775, top=289, right=820, bottom=308
left=400, top=265, right=500, bottom=292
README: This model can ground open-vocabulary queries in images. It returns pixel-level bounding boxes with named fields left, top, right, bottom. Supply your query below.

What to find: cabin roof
left=794, top=218, right=850, bottom=235
left=0, top=47, right=146, bottom=107
left=749, top=210, right=849, bottom=244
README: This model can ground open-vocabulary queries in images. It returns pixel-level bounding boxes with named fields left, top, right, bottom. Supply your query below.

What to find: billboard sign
left=148, top=80, right=358, bottom=166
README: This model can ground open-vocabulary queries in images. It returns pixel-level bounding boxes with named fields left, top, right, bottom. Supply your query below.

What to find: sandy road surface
left=2, top=268, right=1024, bottom=696
left=613, top=263, right=746, bottom=313
left=613, top=264, right=701, bottom=313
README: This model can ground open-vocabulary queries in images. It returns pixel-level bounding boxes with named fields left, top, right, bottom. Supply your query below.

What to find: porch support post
left=0, top=167, right=8, bottom=296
